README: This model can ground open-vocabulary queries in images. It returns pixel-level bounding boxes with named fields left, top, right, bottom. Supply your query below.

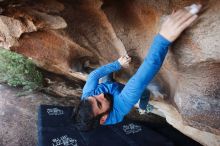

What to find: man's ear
left=99, top=114, right=108, bottom=125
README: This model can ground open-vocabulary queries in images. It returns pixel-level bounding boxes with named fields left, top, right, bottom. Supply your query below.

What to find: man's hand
left=159, top=4, right=202, bottom=42
left=118, top=55, right=131, bottom=68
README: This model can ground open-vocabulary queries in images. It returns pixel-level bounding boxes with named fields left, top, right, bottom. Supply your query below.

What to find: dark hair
left=104, top=93, right=113, bottom=111
left=74, top=93, right=113, bottom=131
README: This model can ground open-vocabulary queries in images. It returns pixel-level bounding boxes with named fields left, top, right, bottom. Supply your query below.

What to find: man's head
left=74, top=93, right=113, bottom=131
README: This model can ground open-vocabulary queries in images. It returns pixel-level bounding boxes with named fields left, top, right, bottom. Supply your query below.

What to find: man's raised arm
left=82, top=55, right=131, bottom=99
left=117, top=5, right=201, bottom=116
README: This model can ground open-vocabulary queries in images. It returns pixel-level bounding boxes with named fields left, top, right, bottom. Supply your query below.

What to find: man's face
left=88, top=93, right=110, bottom=116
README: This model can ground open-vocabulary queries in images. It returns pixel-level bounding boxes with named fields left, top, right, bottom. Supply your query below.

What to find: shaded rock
left=174, top=62, right=220, bottom=135
left=11, top=30, right=93, bottom=81
left=42, top=74, right=83, bottom=99
left=150, top=100, right=220, bottom=146
left=5, top=7, right=67, bottom=30
left=60, top=0, right=127, bottom=64
left=30, top=0, right=64, bottom=13
left=28, top=9, right=67, bottom=29
left=0, top=7, right=3, bottom=14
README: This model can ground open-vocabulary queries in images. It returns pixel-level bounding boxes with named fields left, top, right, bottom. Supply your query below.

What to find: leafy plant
left=0, top=48, right=43, bottom=92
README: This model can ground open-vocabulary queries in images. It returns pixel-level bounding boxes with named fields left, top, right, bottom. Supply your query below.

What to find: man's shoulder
left=99, top=81, right=123, bottom=89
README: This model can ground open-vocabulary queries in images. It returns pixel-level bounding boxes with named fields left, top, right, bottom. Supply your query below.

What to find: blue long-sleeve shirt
left=81, top=34, right=171, bottom=125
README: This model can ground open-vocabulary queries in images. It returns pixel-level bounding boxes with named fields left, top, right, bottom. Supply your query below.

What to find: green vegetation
left=0, top=48, right=43, bottom=93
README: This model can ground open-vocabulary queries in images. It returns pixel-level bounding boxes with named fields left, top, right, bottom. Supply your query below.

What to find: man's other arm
left=117, top=34, right=171, bottom=114
left=81, top=60, right=121, bottom=99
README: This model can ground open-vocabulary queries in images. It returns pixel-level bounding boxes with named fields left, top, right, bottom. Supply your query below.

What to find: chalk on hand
left=185, top=4, right=202, bottom=15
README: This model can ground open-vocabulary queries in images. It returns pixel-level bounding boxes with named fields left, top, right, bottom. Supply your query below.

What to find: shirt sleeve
left=116, top=34, right=171, bottom=115
left=81, top=60, right=121, bottom=99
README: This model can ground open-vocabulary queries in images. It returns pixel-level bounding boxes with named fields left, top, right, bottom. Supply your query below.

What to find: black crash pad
left=37, top=105, right=200, bottom=146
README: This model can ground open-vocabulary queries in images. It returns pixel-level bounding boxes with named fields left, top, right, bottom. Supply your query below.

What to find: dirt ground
left=0, top=84, right=78, bottom=146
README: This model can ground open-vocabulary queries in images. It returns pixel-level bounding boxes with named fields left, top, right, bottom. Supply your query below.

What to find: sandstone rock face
left=0, top=0, right=219, bottom=145
left=0, top=15, right=36, bottom=49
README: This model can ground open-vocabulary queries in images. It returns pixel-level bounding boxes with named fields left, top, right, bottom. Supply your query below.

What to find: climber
left=74, top=4, right=202, bottom=131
